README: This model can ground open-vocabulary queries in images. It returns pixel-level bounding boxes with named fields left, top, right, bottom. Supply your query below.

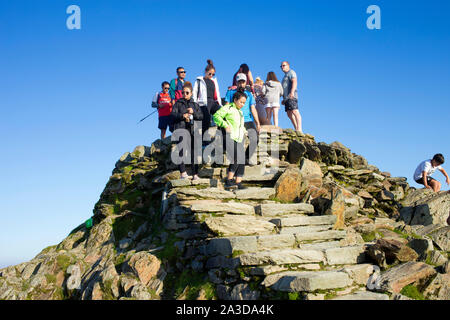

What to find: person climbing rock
left=413, top=153, right=449, bottom=192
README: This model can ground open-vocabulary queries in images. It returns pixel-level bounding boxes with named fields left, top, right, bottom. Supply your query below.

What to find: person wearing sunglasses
left=281, top=61, right=302, bottom=134
left=151, top=81, right=174, bottom=139
left=169, top=67, right=187, bottom=105
left=171, top=82, right=204, bottom=180
left=192, top=59, right=222, bottom=136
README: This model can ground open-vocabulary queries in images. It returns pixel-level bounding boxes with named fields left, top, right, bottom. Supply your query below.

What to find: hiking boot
left=192, top=175, right=200, bottom=181
left=224, top=179, right=237, bottom=190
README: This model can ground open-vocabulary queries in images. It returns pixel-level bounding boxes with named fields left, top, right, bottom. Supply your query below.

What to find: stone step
left=239, top=249, right=326, bottom=266
left=203, top=231, right=351, bottom=257
left=331, top=291, right=389, bottom=300
left=262, top=270, right=352, bottom=292
left=204, top=234, right=296, bottom=257
left=233, top=187, right=275, bottom=200
left=237, top=245, right=365, bottom=267
left=256, top=203, right=315, bottom=217
left=242, top=165, right=283, bottom=182
left=270, top=215, right=337, bottom=227
left=200, top=214, right=276, bottom=237
left=175, top=187, right=236, bottom=200
left=294, top=230, right=347, bottom=242
left=189, top=200, right=255, bottom=215
left=278, top=225, right=333, bottom=235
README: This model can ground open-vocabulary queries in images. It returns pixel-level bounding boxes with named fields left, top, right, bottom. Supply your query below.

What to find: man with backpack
left=169, top=67, right=187, bottom=105
left=152, top=81, right=174, bottom=139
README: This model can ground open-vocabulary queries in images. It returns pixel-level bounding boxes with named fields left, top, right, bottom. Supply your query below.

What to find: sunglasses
left=178, top=71, right=186, bottom=73
left=163, top=87, right=170, bottom=90
left=182, top=91, right=191, bottom=95
left=208, top=73, right=215, bottom=76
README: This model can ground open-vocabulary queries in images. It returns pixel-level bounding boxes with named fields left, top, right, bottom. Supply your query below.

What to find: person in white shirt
left=413, top=153, right=449, bottom=192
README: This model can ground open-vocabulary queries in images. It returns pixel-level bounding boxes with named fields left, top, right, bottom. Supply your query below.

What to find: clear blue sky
left=1, top=0, right=449, bottom=268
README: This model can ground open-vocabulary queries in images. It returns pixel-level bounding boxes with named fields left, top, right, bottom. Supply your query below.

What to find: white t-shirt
left=413, top=159, right=442, bottom=181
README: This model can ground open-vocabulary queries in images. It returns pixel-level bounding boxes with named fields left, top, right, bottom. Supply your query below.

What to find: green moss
left=362, top=231, right=376, bottom=242
left=400, top=285, right=425, bottom=300
left=52, top=287, right=65, bottom=300
left=163, top=270, right=216, bottom=300
left=101, top=280, right=116, bottom=300
left=112, top=214, right=148, bottom=244
left=45, top=274, right=56, bottom=284
left=232, top=250, right=245, bottom=258
left=56, top=254, right=72, bottom=273
left=288, top=292, right=301, bottom=300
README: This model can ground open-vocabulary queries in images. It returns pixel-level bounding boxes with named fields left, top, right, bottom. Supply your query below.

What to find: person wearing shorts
left=413, top=153, right=449, bottom=192
left=281, top=61, right=302, bottom=133
left=152, top=81, right=174, bottom=139
left=263, top=71, right=283, bottom=127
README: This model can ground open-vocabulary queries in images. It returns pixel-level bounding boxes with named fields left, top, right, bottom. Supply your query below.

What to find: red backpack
left=174, top=79, right=183, bottom=102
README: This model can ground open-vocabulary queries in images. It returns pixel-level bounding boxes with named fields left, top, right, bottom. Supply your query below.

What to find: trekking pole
left=137, top=109, right=158, bottom=124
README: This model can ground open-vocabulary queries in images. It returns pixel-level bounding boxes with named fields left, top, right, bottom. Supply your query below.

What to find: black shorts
left=284, top=98, right=298, bottom=112
left=415, top=176, right=436, bottom=185
left=158, top=115, right=173, bottom=131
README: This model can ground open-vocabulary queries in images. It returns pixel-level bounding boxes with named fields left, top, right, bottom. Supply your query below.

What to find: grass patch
left=232, top=250, right=245, bottom=258
left=163, top=270, right=216, bottom=300
left=400, top=285, right=425, bottom=300
left=45, top=274, right=56, bottom=284
left=56, top=254, right=72, bottom=273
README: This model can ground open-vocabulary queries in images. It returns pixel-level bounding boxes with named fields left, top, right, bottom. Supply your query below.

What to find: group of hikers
left=150, top=59, right=449, bottom=197
left=151, top=59, right=301, bottom=189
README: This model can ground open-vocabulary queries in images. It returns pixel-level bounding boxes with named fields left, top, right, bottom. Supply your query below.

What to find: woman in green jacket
left=213, top=91, right=248, bottom=190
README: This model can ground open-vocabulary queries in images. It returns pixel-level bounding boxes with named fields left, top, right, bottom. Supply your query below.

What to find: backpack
left=174, top=79, right=183, bottom=102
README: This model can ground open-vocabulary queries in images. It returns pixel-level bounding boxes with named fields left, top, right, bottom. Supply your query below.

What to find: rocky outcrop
left=1, top=126, right=448, bottom=300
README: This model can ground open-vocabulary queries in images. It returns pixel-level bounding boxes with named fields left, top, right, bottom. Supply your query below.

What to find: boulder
left=274, top=165, right=303, bottom=202
left=367, top=239, right=418, bottom=268
left=372, top=261, right=436, bottom=293
left=423, top=273, right=450, bottom=300
left=428, top=226, right=450, bottom=251
left=400, top=190, right=450, bottom=226
left=128, top=252, right=162, bottom=286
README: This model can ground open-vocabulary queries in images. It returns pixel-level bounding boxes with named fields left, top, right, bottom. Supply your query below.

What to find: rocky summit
left=1, top=126, right=449, bottom=300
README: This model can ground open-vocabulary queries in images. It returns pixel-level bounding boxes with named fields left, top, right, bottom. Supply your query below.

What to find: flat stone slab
left=242, top=165, right=281, bottom=181
left=205, top=234, right=296, bottom=256
left=175, top=187, right=236, bottom=200
left=256, top=203, right=315, bottom=216
left=206, top=236, right=257, bottom=256
left=270, top=215, right=337, bottom=227
left=298, top=241, right=341, bottom=250
left=279, top=225, right=332, bottom=235
left=203, top=215, right=276, bottom=237
left=190, top=201, right=255, bottom=215
left=256, top=234, right=296, bottom=250
left=263, top=271, right=351, bottom=292
left=249, top=266, right=289, bottom=276
left=233, top=187, right=275, bottom=200
left=332, top=291, right=389, bottom=300
left=169, top=179, right=191, bottom=188
left=294, top=230, right=347, bottom=242
left=324, top=245, right=366, bottom=265
left=239, top=249, right=325, bottom=266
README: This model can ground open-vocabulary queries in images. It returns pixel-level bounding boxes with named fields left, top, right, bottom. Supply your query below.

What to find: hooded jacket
left=192, top=76, right=222, bottom=108
left=262, top=80, right=284, bottom=106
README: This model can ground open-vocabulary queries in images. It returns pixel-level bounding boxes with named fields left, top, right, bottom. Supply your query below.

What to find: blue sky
left=1, top=0, right=449, bottom=268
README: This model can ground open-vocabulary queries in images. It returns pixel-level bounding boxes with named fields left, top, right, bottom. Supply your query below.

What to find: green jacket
left=213, top=103, right=246, bottom=143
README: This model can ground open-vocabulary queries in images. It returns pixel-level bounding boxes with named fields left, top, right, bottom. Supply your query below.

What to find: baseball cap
left=236, top=73, right=247, bottom=82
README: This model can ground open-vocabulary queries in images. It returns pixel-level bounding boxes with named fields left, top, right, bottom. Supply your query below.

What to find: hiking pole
left=137, top=109, right=158, bottom=124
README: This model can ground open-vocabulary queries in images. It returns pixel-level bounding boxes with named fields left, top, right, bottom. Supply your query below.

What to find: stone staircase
left=159, top=126, right=387, bottom=300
